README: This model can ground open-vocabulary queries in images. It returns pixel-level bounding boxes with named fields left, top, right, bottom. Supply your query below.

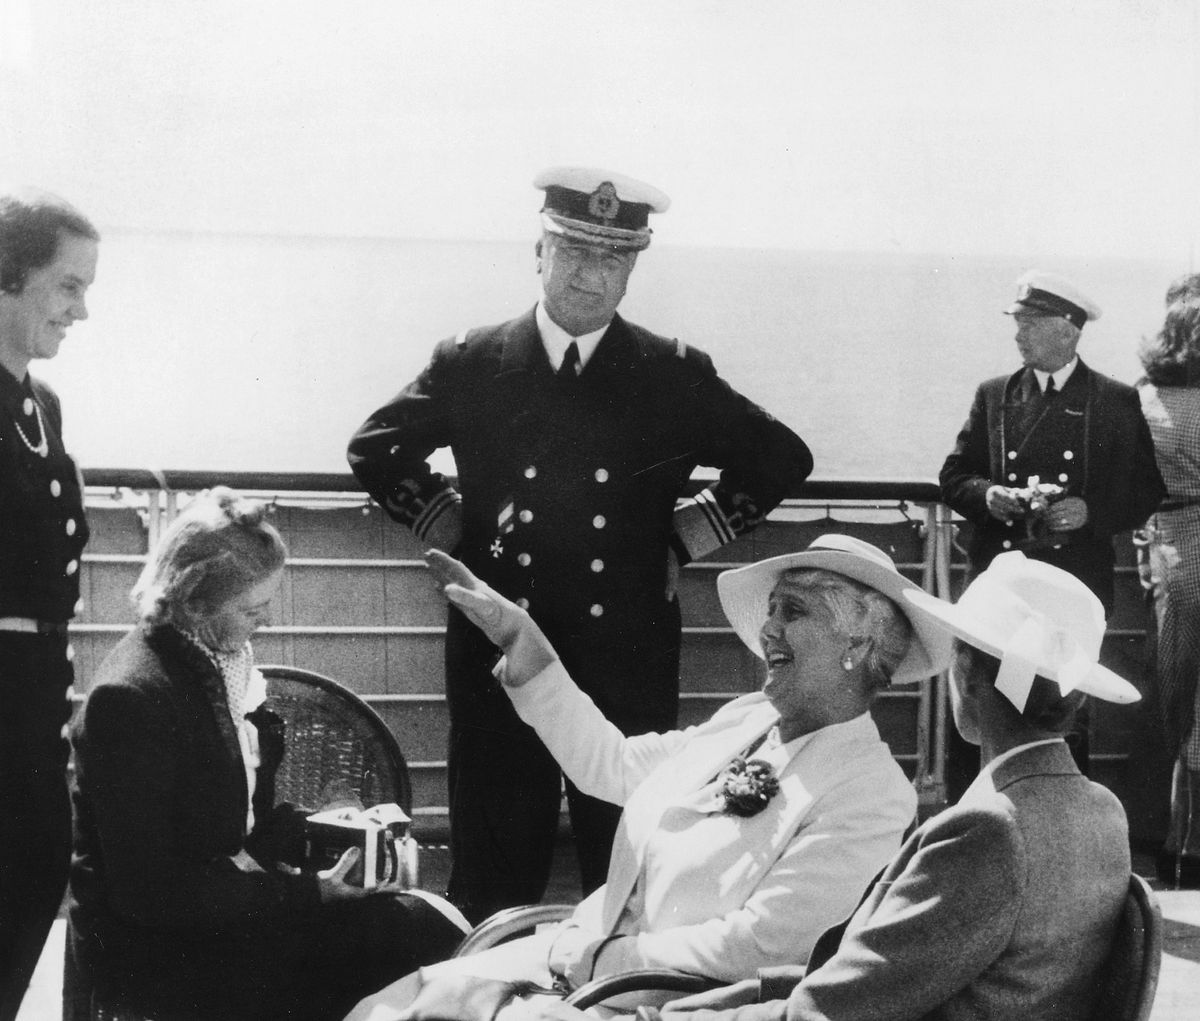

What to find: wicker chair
left=259, top=664, right=412, bottom=815
left=74, top=665, right=413, bottom=1021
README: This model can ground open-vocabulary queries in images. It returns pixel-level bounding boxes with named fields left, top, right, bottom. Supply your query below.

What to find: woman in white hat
left=344, top=536, right=951, bottom=1020
left=663, top=551, right=1139, bottom=1021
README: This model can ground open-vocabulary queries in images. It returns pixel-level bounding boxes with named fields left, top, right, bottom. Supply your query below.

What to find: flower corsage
left=717, top=757, right=780, bottom=817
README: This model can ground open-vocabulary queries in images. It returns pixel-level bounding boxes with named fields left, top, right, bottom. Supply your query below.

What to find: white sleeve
left=503, top=660, right=694, bottom=805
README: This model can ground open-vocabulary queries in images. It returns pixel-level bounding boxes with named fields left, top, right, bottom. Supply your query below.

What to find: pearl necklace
left=13, top=398, right=49, bottom=458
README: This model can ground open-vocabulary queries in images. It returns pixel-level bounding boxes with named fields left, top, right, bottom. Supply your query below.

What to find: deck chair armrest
left=566, top=970, right=720, bottom=1011
left=453, top=903, right=576, bottom=957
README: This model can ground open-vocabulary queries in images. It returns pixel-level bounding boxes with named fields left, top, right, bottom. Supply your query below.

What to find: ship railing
left=78, top=469, right=954, bottom=811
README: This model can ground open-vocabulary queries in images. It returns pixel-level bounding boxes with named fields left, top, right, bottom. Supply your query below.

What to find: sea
left=38, top=230, right=1183, bottom=483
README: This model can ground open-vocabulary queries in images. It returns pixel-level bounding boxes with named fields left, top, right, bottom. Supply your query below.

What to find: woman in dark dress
left=66, top=489, right=467, bottom=1020
left=0, top=187, right=98, bottom=1021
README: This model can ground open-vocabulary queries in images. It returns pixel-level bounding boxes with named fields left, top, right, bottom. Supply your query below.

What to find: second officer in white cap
left=347, top=167, right=813, bottom=922
left=939, top=269, right=1162, bottom=790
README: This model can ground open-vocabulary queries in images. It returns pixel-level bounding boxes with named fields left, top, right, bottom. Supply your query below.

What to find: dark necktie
left=559, top=341, right=581, bottom=380
left=1044, top=375, right=1057, bottom=397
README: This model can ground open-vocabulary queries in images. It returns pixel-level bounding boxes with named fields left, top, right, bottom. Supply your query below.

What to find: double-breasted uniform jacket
left=505, top=664, right=916, bottom=983
left=940, top=360, right=1164, bottom=610
left=348, top=308, right=813, bottom=731
left=0, top=368, right=89, bottom=622
left=730, top=741, right=1131, bottom=1021
left=0, top=368, right=90, bottom=1021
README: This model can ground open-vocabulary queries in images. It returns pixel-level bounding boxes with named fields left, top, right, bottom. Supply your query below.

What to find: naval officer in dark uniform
left=940, top=270, right=1163, bottom=792
left=348, top=166, right=813, bottom=921
left=0, top=188, right=98, bottom=1020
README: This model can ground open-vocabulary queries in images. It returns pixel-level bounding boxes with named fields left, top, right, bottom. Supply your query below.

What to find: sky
left=1, top=0, right=1198, bottom=261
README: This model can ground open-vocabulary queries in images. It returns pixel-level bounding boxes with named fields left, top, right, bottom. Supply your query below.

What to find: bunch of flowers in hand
left=1011, top=476, right=1064, bottom=515
left=1011, top=476, right=1064, bottom=546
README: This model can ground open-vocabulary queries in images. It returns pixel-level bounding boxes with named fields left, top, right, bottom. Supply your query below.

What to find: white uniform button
left=593, top=515, right=606, bottom=529
left=65, top=685, right=75, bottom=700
left=515, top=598, right=530, bottom=610
left=50, top=479, right=62, bottom=497
left=589, top=603, right=604, bottom=617
left=1005, top=519, right=1014, bottom=527
left=1058, top=473, right=1069, bottom=482
left=1007, top=450, right=1017, bottom=460
left=1007, top=473, right=1017, bottom=482
left=60, top=723, right=71, bottom=740
left=65, top=518, right=77, bottom=536
left=517, top=553, right=531, bottom=567
left=1063, top=450, right=1074, bottom=460
left=65, top=559, right=78, bottom=576
left=1002, top=540, right=1012, bottom=549
left=524, top=466, right=538, bottom=479
left=519, top=509, right=533, bottom=523
left=594, top=469, right=609, bottom=483
left=590, top=559, right=605, bottom=573
left=66, top=643, right=75, bottom=662
left=74, top=598, right=85, bottom=615
left=22, top=398, right=33, bottom=416
left=389, top=445, right=400, bottom=455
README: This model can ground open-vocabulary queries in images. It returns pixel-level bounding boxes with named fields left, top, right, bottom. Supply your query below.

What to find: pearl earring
left=842, top=655, right=854, bottom=671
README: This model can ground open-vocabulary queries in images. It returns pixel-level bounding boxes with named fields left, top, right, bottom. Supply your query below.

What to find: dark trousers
left=0, top=632, right=73, bottom=1021
left=443, top=604, right=680, bottom=924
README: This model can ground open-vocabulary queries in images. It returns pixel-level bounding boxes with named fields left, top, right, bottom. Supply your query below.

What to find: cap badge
left=587, top=182, right=621, bottom=223
left=1016, top=282, right=1032, bottom=301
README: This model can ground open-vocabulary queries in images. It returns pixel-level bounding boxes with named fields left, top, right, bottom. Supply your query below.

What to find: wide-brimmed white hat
left=903, top=551, right=1140, bottom=709
left=716, top=534, right=953, bottom=684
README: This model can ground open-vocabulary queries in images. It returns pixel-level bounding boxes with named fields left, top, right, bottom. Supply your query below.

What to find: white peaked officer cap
left=534, top=166, right=670, bottom=252
left=1003, top=269, right=1102, bottom=330
left=904, top=552, right=1141, bottom=712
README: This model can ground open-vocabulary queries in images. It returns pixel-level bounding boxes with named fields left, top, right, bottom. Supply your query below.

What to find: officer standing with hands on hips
left=940, top=269, right=1163, bottom=789
left=0, top=187, right=98, bottom=1021
left=348, top=166, right=813, bottom=922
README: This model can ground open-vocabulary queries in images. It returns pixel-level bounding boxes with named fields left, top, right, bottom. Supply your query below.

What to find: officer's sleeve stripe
left=672, top=487, right=735, bottom=562
left=413, top=487, right=462, bottom=541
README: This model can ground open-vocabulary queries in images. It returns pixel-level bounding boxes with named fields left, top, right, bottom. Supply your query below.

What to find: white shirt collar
left=536, top=302, right=610, bottom=372
left=1033, top=357, right=1078, bottom=395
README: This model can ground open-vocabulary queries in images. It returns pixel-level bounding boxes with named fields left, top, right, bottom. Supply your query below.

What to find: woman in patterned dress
left=1138, top=295, right=1200, bottom=887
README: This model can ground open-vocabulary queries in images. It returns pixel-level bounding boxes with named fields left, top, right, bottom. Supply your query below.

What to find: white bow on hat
left=904, top=552, right=1140, bottom=709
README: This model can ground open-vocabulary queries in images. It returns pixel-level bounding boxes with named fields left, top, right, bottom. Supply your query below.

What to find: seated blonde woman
left=66, top=489, right=468, bottom=1021
left=345, top=535, right=951, bottom=1020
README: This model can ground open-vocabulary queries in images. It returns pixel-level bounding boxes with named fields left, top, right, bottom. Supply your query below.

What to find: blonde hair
left=133, top=487, right=286, bottom=630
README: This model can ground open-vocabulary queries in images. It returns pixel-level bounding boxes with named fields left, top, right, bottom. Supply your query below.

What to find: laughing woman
left=345, top=535, right=951, bottom=1020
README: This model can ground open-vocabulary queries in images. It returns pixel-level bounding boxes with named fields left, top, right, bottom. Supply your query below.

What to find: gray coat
left=734, top=741, right=1130, bottom=1021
